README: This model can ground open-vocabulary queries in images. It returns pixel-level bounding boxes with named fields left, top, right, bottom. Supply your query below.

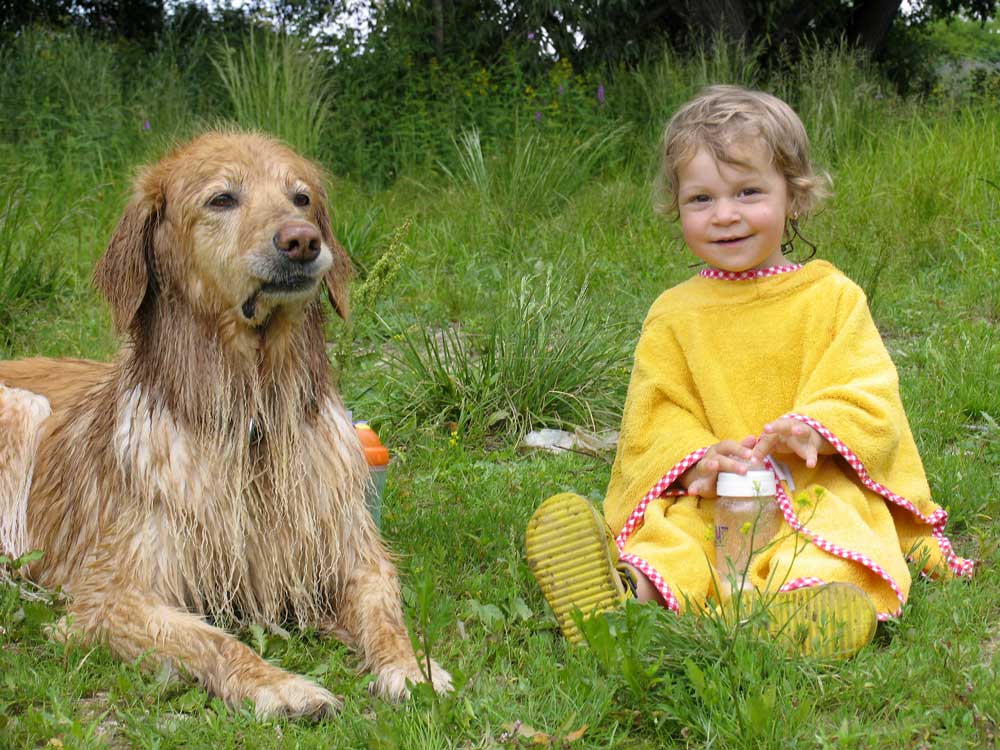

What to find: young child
left=525, top=85, right=974, bottom=657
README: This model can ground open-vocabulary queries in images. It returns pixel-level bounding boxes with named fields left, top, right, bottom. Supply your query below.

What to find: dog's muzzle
left=241, top=222, right=332, bottom=321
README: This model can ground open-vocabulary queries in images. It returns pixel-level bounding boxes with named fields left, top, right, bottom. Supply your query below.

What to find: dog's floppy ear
left=93, top=180, right=162, bottom=335
left=324, top=239, right=353, bottom=321
left=314, top=188, right=353, bottom=320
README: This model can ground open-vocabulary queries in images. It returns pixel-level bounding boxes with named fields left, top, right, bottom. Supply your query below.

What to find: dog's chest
left=111, top=389, right=369, bottom=617
left=112, top=387, right=363, bottom=519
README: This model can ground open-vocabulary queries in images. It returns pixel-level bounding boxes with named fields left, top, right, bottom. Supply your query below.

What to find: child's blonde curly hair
left=655, top=85, right=830, bottom=220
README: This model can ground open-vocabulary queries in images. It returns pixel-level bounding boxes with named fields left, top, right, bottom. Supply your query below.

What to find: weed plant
left=575, top=600, right=828, bottom=747
left=1, top=27, right=998, bottom=750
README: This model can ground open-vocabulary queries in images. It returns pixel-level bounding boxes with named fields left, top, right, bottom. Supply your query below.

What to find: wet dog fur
left=0, top=131, right=450, bottom=719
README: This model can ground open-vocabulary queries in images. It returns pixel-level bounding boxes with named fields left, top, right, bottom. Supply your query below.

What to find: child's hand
left=750, top=418, right=834, bottom=468
left=681, top=436, right=758, bottom=498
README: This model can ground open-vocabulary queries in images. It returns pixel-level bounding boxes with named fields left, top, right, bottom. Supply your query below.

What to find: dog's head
left=94, top=131, right=352, bottom=335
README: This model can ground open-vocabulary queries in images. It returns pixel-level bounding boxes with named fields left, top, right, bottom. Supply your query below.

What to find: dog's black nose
left=274, top=222, right=321, bottom=263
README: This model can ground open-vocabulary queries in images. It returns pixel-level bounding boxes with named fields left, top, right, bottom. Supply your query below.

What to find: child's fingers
left=715, top=454, right=751, bottom=475
left=716, top=439, right=753, bottom=461
left=767, top=418, right=796, bottom=435
left=802, top=443, right=818, bottom=468
left=686, top=464, right=717, bottom=497
left=758, top=421, right=830, bottom=467
left=750, top=432, right=779, bottom=462
left=688, top=437, right=759, bottom=496
left=762, top=419, right=792, bottom=435
left=740, top=434, right=765, bottom=466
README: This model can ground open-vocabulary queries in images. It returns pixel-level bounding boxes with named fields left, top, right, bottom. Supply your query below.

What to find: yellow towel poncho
left=605, top=261, right=974, bottom=618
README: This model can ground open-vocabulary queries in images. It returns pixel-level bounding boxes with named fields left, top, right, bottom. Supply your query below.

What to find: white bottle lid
left=716, top=470, right=777, bottom=498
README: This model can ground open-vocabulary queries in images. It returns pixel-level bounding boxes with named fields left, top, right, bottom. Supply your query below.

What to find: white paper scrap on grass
left=519, top=428, right=619, bottom=456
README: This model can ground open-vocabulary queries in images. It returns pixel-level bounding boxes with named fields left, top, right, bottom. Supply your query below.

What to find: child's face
left=676, top=145, right=790, bottom=272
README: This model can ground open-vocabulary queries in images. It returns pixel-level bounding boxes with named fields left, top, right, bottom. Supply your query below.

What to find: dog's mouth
left=260, top=275, right=317, bottom=295
left=241, top=275, right=321, bottom=321
left=240, top=247, right=332, bottom=323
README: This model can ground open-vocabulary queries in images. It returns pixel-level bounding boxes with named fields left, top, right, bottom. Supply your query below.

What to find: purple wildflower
left=597, top=84, right=605, bottom=106
left=535, top=110, right=542, bottom=122
left=558, top=84, right=564, bottom=96
left=527, top=32, right=535, bottom=40
left=142, top=120, right=151, bottom=131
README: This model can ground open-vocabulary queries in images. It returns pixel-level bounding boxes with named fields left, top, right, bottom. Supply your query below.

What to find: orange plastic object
left=355, top=423, right=389, bottom=467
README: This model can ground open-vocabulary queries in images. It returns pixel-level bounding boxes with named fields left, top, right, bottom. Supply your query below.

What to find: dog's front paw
left=251, top=674, right=342, bottom=720
left=43, top=615, right=78, bottom=644
left=371, top=658, right=453, bottom=701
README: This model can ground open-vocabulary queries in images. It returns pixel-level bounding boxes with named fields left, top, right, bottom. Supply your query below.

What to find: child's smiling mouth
left=713, top=235, right=751, bottom=245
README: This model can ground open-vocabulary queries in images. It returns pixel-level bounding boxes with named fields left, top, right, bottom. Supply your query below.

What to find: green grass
left=1, top=29, right=999, bottom=750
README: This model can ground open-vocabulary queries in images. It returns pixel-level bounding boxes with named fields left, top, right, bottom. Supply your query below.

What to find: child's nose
left=712, top=198, right=740, bottom=224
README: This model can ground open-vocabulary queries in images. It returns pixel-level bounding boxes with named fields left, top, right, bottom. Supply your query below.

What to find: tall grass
left=443, top=124, right=629, bottom=228
left=384, top=272, right=631, bottom=438
left=628, top=36, right=764, bottom=143
left=0, top=29, right=131, bottom=169
left=213, top=31, right=332, bottom=158
left=781, top=41, right=882, bottom=162
left=0, top=172, right=69, bottom=346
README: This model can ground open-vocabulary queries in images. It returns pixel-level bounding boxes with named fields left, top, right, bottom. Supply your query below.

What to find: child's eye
left=687, top=194, right=711, bottom=204
left=739, top=187, right=761, bottom=198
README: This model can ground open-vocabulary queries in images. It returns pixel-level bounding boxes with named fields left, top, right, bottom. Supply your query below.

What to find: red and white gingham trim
left=779, top=576, right=825, bottom=592
left=770, top=452, right=906, bottom=618
left=620, top=553, right=680, bottom=613
left=615, top=448, right=707, bottom=547
left=699, top=264, right=802, bottom=281
left=783, top=413, right=975, bottom=578
left=614, top=447, right=707, bottom=613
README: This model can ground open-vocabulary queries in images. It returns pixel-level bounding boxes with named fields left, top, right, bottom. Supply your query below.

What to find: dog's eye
left=292, top=193, right=311, bottom=208
left=208, top=193, right=238, bottom=209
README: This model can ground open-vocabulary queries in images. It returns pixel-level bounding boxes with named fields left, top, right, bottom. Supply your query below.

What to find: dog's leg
left=333, top=556, right=453, bottom=700
left=0, top=386, right=51, bottom=559
left=68, top=588, right=341, bottom=719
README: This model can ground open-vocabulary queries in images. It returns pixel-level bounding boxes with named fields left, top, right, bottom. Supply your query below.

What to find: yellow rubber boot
left=750, top=582, right=878, bottom=659
left=525, top=493, right=628, bottom=645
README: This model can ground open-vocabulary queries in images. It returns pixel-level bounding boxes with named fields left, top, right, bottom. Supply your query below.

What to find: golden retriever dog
left=0, top=131, right=450, bottom=719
